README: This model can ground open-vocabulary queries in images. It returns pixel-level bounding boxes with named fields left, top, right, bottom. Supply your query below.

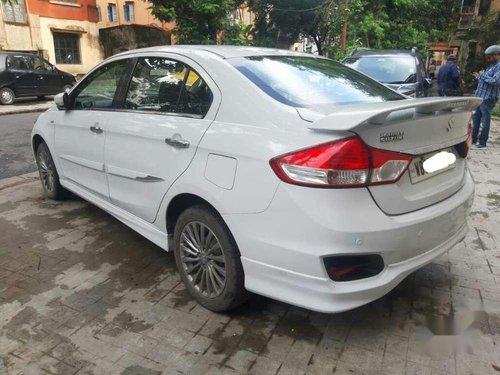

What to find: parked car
left=342, top=48, right=432, bottom=97
left=32, top=46, right=479, bottom=313
left=0, top=52, right=76, bottom=105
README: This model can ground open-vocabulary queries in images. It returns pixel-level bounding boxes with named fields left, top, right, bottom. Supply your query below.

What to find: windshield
left=229, top=56, right=403, bottom=108
left=342, top=56, right=417, bottom=84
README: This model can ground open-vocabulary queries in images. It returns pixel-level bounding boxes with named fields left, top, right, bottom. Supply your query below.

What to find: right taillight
left=455, top=125, right=472, bottom=158
left=270, top=136, right=412, bottom=188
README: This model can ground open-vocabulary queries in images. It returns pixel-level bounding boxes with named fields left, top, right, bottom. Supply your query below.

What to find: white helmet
left=484, top=45, right=500, bottom=55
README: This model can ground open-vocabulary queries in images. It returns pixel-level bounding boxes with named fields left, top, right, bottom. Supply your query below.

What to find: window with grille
left=123, top=2, right=134, bottom=22
left=2, top=0, right=27, bottom=24
left=107, top=3, right=117, bottom=22
left=53, top=32, right=81, bottom=64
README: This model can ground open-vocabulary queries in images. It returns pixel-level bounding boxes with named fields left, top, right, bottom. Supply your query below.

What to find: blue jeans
left=472, top=98, right=498, bottom=146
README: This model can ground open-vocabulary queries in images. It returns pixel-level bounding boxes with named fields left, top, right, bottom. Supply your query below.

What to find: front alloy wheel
left=174, top=206, right=247, bottom=311
left=36, top=142, right=66, bottom=200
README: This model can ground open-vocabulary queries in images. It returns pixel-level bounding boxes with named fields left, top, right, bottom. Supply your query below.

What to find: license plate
left=409, top=148, right=456, bottom=184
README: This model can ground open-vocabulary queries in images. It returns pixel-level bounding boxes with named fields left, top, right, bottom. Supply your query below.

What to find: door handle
left=90, top=125, right=103, bottom=134
left=165, top=136, right=190, bottom=149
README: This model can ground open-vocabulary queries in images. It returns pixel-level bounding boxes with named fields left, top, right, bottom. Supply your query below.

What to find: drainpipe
left=24, top=0, right=36, bottom=53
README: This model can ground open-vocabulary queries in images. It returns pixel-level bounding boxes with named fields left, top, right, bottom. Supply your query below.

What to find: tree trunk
left=312, top=34, right=323, bottom=56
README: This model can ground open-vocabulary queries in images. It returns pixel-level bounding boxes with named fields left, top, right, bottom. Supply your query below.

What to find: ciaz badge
left=380, top=131, right=404, bottom=143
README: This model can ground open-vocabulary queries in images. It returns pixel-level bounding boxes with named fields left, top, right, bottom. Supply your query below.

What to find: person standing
left=437, top=55, right=461, bottom=96
left=472, top=45, right=500, bottom=149
left=428, top=60, right=436, bottom=80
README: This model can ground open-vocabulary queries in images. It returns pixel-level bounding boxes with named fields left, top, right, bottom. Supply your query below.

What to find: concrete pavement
left=0, top=112, right=40, bottom=179
left=0, top=121, right=499, bottom=374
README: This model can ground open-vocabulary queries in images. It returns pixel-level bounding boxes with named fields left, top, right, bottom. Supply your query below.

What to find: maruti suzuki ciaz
left=32, top=46, right=480, bottom=313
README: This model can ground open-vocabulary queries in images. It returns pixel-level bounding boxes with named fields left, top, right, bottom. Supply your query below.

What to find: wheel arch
left=32, top=134, right=45, bottom=155
left=166, top=193, right=221, bottom=235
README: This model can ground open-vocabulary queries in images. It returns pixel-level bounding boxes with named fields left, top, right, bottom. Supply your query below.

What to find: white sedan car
left=32, top=46, right=480, bottom=313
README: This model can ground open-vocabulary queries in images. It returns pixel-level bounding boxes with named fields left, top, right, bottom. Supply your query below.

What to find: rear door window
left=177, top=69, right=213, bottom=116
left=125, top=57, right=186, bottom=113
left=6, top=55, right=33, bottom=71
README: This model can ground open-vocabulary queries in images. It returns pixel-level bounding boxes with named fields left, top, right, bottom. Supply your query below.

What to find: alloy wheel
left=38, top=148, right=55, bottom=193
left=179, top=221, right=227, bottom=298
left=0, top=89, right=14, bottom=105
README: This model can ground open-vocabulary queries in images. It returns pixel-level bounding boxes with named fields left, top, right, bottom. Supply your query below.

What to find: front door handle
left=165, top=135, right=190, bottom=148
left=90, top=125, right=103, bottom=134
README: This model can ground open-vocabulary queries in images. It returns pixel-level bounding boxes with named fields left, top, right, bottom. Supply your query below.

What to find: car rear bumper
left=223, top=170, right=474, bottom=313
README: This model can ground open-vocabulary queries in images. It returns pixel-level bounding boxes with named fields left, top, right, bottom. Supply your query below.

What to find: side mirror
left=54, top=92, right=69, bottom=110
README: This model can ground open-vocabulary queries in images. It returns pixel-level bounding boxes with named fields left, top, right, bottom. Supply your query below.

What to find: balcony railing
left=457, top=14, right=476, bottom=29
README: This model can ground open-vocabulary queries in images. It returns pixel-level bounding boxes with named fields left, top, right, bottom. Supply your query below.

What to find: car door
left=5, top=55, right=35, bottom=96
left=33, top=56, right=60, bottom=95
left=104, top=55, right=220, bottom=223
left=54, top=58, right=131, bottom=199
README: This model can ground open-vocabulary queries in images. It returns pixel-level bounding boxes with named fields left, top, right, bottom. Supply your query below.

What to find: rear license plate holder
left=409, top=148, right=456, bottom=184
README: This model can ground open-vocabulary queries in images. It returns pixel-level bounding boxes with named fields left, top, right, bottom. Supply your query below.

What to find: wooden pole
left=341, top=0, right=349, bottom=51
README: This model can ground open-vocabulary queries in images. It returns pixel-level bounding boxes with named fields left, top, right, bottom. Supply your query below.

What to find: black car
left=0, top=52, right=76, bottom=105
left=342, top=48, right=432, bottom=97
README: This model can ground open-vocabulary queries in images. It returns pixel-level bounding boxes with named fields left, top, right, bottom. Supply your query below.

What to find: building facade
left=0, top=0, right=102, bottom=76
left=95, top=0, right=173, bottom=32
left=450, top=0, right=500, bottom=70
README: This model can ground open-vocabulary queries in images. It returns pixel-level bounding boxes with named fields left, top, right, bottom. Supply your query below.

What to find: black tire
left=35, top=142, right=67, bottom=200
left=63, top=84, right=73, bottom=93
left=173, top=205, right=247, bottom=312
left=0, top=87, right=15, bottom=105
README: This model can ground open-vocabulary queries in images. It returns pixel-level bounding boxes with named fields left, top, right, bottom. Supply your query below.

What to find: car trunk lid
left=298, top=97, right=481, bottom=215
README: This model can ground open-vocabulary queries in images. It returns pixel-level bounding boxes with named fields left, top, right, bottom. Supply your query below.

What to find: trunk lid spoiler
left=298, top=97, right=482, bottom=132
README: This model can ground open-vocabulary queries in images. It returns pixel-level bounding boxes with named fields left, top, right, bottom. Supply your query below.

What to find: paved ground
left=0, top=121, right=500, bottom=375
left=0, top=113, right=40, bottom=179
left=0, top=98, right=54, bottom=116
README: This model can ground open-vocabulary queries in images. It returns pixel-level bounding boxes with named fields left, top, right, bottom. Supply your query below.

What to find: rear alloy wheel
left=0, top=87, right=15, bottom=105
left=36, top=142, right=66, bottom=200
left=174, top=206, right=247, bottom=311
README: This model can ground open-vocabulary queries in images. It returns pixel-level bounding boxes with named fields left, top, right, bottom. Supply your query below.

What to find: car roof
left=347, top=49, right=416, bottom=58
left=0, top=52, right=40, bottom=58
left=113, top=45, right=315, bottom=60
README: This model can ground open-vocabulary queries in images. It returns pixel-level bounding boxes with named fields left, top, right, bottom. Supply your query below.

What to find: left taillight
left=269, top=136, right=412, bottom=188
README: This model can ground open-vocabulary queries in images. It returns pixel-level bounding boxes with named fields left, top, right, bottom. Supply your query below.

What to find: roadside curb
left=0, top=107, right=51, bottom=116
left=0, top=172, right=39, bottom=191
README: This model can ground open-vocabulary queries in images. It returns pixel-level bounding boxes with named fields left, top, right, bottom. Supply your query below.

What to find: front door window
left=72, top=59, right=129, bottom=110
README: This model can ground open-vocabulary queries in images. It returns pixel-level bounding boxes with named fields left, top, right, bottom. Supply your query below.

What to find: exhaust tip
left=324, top=254, right=385, bottom=282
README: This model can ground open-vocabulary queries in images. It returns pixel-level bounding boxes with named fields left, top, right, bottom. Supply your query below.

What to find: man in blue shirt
left=437, top=55, right=461, bottom=96
left=472, top=45, right=500, bottom=148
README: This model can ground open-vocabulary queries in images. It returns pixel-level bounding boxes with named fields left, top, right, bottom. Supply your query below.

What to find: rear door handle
left=90, top=124, right=103, bottom=134
left=165, top=136, right=189, bottom=148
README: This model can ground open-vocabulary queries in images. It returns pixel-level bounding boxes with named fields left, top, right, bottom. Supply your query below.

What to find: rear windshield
left=229, top=55, right=403, bottom=108
left=342, top=56, right=417, bottom=84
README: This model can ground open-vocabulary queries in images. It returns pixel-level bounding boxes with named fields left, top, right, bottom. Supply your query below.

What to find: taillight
left=270, top=137, right=412, bottom=188
left=455, top=125, right=472, bottom=158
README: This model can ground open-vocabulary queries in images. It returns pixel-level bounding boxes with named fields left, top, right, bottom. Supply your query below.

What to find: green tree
left=249, top=0, right=343, bottom=55
left=341, top=0, right=459, bottom=58
left=149, top=0, right=244, bottom=44
left=250, top=0, right=458, bottom=59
